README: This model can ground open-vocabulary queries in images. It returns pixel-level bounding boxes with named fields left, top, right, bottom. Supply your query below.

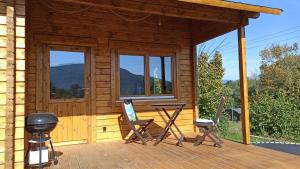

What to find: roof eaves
left=177, top=0, right=283, bottom=15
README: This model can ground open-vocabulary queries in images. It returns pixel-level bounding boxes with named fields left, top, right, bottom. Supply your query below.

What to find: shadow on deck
left=46, top=137, right=300, bottom=169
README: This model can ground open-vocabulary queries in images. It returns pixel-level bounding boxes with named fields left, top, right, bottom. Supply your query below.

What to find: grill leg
left=25, top=142, right=31, bottom=166
left=39, top=134, right=42, bottom=169
left=49, top=138, right=58, bottom=165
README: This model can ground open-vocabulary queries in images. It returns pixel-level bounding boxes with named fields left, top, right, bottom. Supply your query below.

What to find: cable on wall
left=40, top=0, right=155, bottom=23
left=39, top=0, right=92, bottom=14
left=110, top=9, right=152, bottom=22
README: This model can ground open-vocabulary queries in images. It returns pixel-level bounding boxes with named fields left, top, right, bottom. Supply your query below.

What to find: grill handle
left=34, top=125, right=49, bottom=130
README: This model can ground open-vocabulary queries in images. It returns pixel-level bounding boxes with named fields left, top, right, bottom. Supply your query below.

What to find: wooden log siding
left=0, top=3, right=7, bottom=168
left=27, top=0, right=195, bottom=143
left=0, top=0, right=25, bottom=168
left=15, top=0, right=25, bottom=168
left=5, top=3, right=15, bottom=169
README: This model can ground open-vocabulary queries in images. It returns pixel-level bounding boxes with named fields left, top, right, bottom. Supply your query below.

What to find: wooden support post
left=5, top=2, right=16, bottom=169
left=192, top=44, right=199, bottom=131
left=238, top=26, right=251, bottom=145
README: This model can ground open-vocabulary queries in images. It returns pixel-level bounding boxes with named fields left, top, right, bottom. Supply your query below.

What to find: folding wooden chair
left=122, top=99, right=154, bottom=145
left=194, top=97, right=225, bottom=147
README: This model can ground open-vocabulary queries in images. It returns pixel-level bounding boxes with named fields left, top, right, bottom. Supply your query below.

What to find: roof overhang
left=178, top=0, right=282, bottom=15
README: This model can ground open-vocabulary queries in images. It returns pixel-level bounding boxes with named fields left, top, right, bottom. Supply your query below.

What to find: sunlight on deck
left=47, top=137, right=300, bottom=169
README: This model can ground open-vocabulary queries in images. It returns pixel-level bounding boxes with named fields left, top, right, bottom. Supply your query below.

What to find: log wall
left=26, top=0, right=196, bottom=143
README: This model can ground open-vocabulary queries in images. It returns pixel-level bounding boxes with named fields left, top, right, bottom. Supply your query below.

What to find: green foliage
left=218, top=121, right=243, bottom=142
left=218, top=121, right=277, bottom=143
left=197, top=51, right=232, bottom=119
left=216, top=113, right=230, bottom=134
left=259, top=43, right=298, bottom=66
left=225, top=77, right=259, bottom=108
left=197, top=51, right=233, bottom=136
left=222, top=43, right=300, bottom=143
left=199, top=43, right=300, bottom=143
left=259, top=46, right=300, bottom=107
left=224, top=80, right=240, bottom=107
left=250, top=94, right=300, bottom=142
left=250, top=43, right=300, bottom=142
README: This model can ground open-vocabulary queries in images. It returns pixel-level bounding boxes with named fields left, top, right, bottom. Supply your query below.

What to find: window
left=50, top=50, right=85, bottom=99
left=150, top=56, right=172, bottom=95
left=118, top=54, right=174, bottom=98
left=119, top=55, right=145, bottom=96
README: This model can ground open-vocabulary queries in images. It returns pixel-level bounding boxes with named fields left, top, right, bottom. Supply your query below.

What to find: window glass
left=50, top=50, right=85, bottom=99
left=150, top=56, right=172, bottom=95
left=120, top=55, right=145, bottom=96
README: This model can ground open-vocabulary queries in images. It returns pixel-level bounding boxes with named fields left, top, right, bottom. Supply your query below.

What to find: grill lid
left=26, top=112, right=58, bottom=125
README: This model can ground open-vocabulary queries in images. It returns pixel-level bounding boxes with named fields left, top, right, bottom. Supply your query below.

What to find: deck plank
left=46, top=138, right=300, bottom=169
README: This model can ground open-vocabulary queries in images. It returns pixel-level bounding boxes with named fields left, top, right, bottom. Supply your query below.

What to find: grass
left=217, top=121, right=277, bottom=143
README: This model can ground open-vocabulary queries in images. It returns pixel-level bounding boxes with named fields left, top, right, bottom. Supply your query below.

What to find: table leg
left=155, top=108, right=184, bottom=146
left=158, top=110, right=182, bottom=146
left=154, top=109, right=176, bottom=145
left=163, top=109, right=186, bottom=142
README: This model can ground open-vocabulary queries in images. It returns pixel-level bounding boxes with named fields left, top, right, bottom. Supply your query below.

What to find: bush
left=250, top=94, right=300, bottom=142
left=216, top=113, right=230, bottom=135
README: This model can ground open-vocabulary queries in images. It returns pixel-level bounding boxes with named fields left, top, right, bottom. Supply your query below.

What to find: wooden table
left=152, top=103, right=186, bottom=146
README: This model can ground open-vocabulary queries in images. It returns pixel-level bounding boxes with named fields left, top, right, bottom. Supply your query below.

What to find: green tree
left=197, top=51, right=232, bottom=119
left=259, top=43, right=300, bottom=104
left=250, top=43, right=300, bottom=142
left=224, top=76, right=259, bottom=108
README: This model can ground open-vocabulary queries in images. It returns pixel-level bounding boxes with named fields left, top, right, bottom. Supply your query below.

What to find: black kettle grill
left=26, top=112, right=58, bottom=134
left=25, top=112, right=59, bottom=168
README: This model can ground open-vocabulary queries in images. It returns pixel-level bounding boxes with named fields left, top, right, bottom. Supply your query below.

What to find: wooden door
left=44, top=45, right=91, bottom=146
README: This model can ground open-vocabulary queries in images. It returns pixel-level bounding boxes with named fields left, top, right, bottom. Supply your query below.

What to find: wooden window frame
left=115, top=50, right=178, bottom=101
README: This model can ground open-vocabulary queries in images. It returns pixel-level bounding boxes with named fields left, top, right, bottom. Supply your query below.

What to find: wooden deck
left=45, top=137, right=300, bottom=169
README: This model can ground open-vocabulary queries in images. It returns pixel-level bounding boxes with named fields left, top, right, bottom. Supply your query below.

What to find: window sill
left=116, top=96, right=177, bottom=103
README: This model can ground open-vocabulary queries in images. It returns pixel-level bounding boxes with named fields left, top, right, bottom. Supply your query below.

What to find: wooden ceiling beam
left=54, top=0, right=241, bottom=23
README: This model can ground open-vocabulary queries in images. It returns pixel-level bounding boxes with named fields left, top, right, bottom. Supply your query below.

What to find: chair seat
left=194, top=119, right=214, bottom=126
left=132, top=119, right=154, bottom=126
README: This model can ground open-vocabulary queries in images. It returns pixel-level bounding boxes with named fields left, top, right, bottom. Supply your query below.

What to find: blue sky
left=50, top=51, right=84, bottom=67
left=120, top=55, right=172, bottom=81
left=201, top=0, right=300, bottom=80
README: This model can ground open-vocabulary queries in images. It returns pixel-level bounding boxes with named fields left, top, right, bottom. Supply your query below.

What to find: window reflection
left=120, top=55, right=145, bottom=96
left=50, top=50, right=85, bottom=99
left=150, top=56, right=172, bottom=95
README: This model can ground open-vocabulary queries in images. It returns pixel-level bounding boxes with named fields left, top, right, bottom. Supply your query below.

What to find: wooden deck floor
left=47, top=137, right=300, bottom=169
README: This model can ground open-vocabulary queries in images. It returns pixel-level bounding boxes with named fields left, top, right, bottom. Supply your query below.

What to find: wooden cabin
left=0, top=0, right=282, bottom=168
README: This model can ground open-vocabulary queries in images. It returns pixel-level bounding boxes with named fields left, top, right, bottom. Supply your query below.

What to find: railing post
left=238, top=25, right=251, bottom=145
